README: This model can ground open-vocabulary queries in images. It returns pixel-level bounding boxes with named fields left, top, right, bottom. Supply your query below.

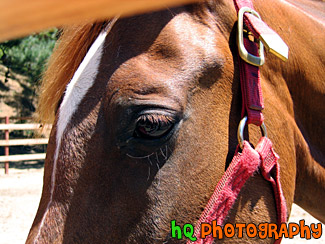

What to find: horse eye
left=134, top=114, right=174, bottom=139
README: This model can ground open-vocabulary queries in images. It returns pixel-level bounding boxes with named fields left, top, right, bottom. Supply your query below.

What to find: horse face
left=28, top=3, right=243, bottom=243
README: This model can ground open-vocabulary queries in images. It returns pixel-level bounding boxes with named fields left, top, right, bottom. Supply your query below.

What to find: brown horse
left=27, top=0, right=325, bottom=243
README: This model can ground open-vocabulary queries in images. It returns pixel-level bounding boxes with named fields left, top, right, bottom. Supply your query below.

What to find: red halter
left=187, top=0, right=288, bottom=243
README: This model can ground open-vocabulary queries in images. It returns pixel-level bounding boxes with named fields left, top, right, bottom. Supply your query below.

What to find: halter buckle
left=238, top=7, right=289, bottom=64
left=237, top=7, right=265, bottom=66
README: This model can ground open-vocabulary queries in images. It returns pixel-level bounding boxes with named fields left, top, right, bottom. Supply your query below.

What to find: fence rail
left=0, top=117, right=51, bottom=174
left=0, top=124, right=44, bottom=130
left=0, top=154, right=46, bottom=163
left=0, top=138, right=49, bottom=147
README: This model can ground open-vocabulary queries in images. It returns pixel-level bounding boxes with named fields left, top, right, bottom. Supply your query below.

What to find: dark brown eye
left=134, top=114, right=174, bottom=139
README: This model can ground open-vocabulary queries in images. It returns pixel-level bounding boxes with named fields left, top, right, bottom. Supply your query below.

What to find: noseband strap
left=187, top=1, right=288, bottom=243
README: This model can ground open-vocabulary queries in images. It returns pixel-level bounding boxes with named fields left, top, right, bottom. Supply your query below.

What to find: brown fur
left=28, top=0, right=324, bottom=243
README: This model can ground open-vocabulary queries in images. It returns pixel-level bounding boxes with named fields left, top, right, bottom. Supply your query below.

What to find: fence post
left=4, top=116, right=9, bottom=174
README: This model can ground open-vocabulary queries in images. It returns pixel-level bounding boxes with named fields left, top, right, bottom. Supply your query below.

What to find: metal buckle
left=237, top=116, right=267, bottom=149
left=237, top=7, right=265, bottom=66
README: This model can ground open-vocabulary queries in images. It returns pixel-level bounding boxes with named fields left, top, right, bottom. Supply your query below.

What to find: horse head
left=27, top=0, right=325, bottom=243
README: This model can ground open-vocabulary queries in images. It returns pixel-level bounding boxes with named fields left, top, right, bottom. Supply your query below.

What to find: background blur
left=0, top=29, right=58, bottom=118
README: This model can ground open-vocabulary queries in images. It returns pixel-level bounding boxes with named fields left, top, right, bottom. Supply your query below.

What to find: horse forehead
left=150, top=12, right=219, bottom=54
left=152, top=12, right=219, bottom=60
left=104, top=12, right=223, bottom=95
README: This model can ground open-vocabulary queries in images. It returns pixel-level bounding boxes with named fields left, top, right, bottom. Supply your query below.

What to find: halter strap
left=187, top=0, right=288, bottom=243
left=189, top=138, right=286, bottom=244
left=235, top=0, right=288, bottom=126
left=239, top=37, right=264, bottom=126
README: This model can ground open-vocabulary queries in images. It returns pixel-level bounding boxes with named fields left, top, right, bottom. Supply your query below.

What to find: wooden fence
left=0, top=117, right=51, bottom=174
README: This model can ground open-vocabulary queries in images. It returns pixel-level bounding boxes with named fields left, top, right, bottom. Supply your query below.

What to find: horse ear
left=37, top=22, right=105, bottom=124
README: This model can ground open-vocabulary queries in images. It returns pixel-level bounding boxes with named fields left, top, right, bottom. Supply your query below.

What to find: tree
left=0, top=29, right=59, bottom=117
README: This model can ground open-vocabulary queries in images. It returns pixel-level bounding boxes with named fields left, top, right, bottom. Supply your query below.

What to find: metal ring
left=237, top=116, right=267, bottom=149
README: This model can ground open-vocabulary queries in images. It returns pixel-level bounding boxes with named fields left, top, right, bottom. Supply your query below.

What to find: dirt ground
left=0, top=167, right=324, bottom=244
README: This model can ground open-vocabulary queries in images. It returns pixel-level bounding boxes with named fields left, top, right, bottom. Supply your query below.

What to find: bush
left=0, top=29, right=58, bottom=83
left=0, top=29, right=59, bottom=117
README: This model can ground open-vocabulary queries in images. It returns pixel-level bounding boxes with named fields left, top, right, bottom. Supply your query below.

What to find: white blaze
left=36, top=25, right=109, bottom=236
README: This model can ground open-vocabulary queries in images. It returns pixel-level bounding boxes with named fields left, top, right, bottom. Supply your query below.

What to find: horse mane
left=37, top=21, right=107, bottom=123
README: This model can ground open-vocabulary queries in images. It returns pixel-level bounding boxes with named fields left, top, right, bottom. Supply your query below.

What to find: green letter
left=184, top=223, right=197, bottom=241
left=171, top=220, right=182, bottom=239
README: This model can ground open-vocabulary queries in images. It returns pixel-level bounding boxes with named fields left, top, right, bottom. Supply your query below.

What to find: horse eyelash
left=136, top=114, right=175, bottom=125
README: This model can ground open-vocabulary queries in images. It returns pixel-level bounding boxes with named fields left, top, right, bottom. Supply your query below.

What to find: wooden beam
left=0, top=0, right=199, bottom=41
left=0, top=153, right=46, bottom=162
left=0, top=123, right=50, bottom=130
left=0, top=138, right=49, bottom=146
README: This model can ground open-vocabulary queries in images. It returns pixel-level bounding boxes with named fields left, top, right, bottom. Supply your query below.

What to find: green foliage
left=0, top=29, right=58, bottom=83
left=0, top=29, right=59, bottom=117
